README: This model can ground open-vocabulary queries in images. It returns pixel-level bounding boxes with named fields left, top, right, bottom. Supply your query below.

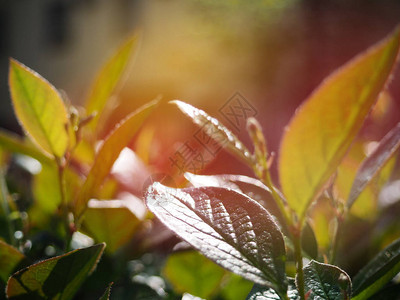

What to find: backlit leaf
left=82, top=197, right=143, bottom=253
left=146, top=183, right=288, bottom=297
left=74, top=100, right=157, bottom=217
left=172, top=101, right=253, bottom=166
left=220, top=274, right=253, bottom=300
left=31, top=163, right=82, bottom=227
left=279, top=28, right=400, bottom=220
left=9, top=59, right=69, bottom=158
left=0, top=240, right=26, bottom=282
left=85, top=35, right=140, bottom=133
left=6, top=243, right=105, bottom=300
left=302, top=260, right=351, bottom=300
left=352, top=237, right=400, bottom=300
left=185, top=173, right=283, bottom=222
left=0, top=129, right=52, bottom=164
left=348, top=122, right=400, bottom=208
left=163, top=250, right=225, bottom=298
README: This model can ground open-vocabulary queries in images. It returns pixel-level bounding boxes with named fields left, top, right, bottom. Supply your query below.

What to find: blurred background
left=1, top=0, right=400, bottom=178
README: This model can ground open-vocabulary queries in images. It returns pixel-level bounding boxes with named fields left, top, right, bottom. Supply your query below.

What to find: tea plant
left=0, top=35, right=168, bottom=299
left=145, top=28, right=400, bottom=299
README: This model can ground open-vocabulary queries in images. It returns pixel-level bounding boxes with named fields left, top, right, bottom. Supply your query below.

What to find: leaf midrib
left=169, top=191, right=284, bottom=290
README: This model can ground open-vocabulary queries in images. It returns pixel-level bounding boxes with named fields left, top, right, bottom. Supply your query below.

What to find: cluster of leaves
left=1, top=26, right=400, bottom=300
left=145, top=27, right=400, bottom=299
left=0, top=35, right=182, bottom=299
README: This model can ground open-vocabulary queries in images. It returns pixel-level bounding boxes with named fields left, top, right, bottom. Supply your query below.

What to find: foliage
left=0, top=25, right=400, bottom=300
left=145, top=27, right=400, bottom=299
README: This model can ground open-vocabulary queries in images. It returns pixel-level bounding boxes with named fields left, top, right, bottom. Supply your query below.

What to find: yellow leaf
left=85, top=35, right=140, bottom=134
left=278, top=27, right=400, bottom=221
left=9, top=59, right=69, bottom=158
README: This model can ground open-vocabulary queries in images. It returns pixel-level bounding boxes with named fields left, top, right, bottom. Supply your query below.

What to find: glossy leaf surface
left=75, top=101, right=157, bottom=216
left=85, top=35, right=139, bottom=133
left=245, top=280, right=299, bottom=300
left=279, top=28, right=400, bottom=219
left=0, top=240, right=26, bottom=282
left=146, top=183, right=287, bottom=296
left=352, top=237, right=400, bottom=300
left=348, top=122, right=400, bottom=208
left=185, top=173, right=282, bottom=221
left=172, top=101, right=253, bottom=166
left=9, top=59, right=69, bottom=158
left=302, top=260, right=351, bottom=300
left=7, top=243, right=105, bottom=300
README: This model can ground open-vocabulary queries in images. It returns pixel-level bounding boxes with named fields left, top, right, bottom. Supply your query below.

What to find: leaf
left=335, top=141, right=379, bottom=219
left=348, top=122, right=400, bottom=208
left=352, top=237, right=400, bottom=299
left=146, top=183, right=288, bottom=297
left=9, top=59, right=69, bottom=158
left=185, top=173, right=283, bottom=222
left=301, top=222, right=318, bottom=260
left=82, top=197, right=143, bottom=253
left=220, top=274, right=253, bottom=300
left=0, top=240, right=26, bottom=282
left=302, top=260, right=351, bottom=300
left=171, top=100, right=253, bottom=166
left=99, top=282, right=113, bottom=300
left=85, top=35, right=140, bottom=133
left=30, top=163, right=82, bottom=227
left=245, top=280, right=299, bottom=300
left=74, top=100, right=157, bottom=217
left=0, top=129, right=52, bottom=164
left=163, top=250, right=226, bottom=298
left=6, top=243, right=105, bottom=300
left=278, top=28, right=400, bottom=220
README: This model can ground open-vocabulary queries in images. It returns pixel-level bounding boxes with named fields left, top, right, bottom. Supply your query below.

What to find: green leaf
left=220, top=274, right=253, bottom=300
left=74, top=100, right=157, bottom=217
left=99, top=282, right=113, bottom=300
left=146, top=183, right=288, bottom=297
left=85, top=35, right=140, bottom=134
left=347, top=122, right=400, bottom=209
left=245, top=280, right=299, bottom=300
left=0, top=129, right=52, bottom=164
left=352, top=237, right=400, bottom=299
left=278, top=28, right=400, bottom=220
left=6, top=243, right=105, bottom=300
left=171, top=100, right=253, bottom=166
left=82, top=197, right=143, bottom=253
left=163, top=250, right=225, bottom=298
left=30, top=163, right=82, bottom=227
left=302, top=260, right=351, bottom=300
left=0, top=240, right=26, bottom=282
left=9, top=59, right=69, bottom=158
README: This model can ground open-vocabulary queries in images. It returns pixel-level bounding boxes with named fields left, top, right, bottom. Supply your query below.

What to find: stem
left=0, top=167, right=16, bottom=246
left=56, top=159, right=72, bottom=251
left=293, top=228, right=306, bottom=300
left=329, top=213, right=344, bottom=265
left=259, top=165, right=294, bottom=229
